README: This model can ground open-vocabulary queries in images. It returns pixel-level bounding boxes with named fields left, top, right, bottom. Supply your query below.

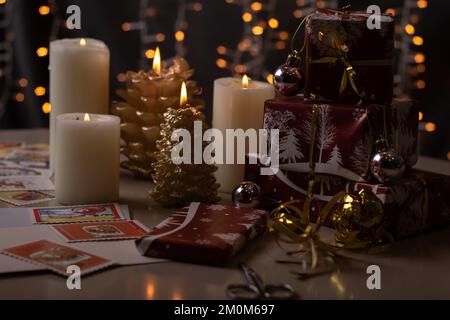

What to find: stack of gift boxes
left=246, top=9, right=450, bottom=240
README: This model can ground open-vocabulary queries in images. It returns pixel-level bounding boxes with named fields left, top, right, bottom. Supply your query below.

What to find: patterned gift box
left=304, top=9, right=395, bottom=104
left=245, top=158, right=450, bottom=240
left=136, top=203, right=267, bottom=265
left=264, top=97, right=419, bottom=182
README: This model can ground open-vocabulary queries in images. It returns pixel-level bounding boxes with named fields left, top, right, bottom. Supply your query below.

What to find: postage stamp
left=31, top=203, right=124, bottom=224
left=52, top=220, right=149, bottom=242
left=1, top=240, right=114, bottom=276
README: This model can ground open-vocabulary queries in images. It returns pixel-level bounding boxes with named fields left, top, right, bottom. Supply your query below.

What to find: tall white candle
left=213, top=76, right=275, bottom=193
left=50, top=38, right=110, bottom=171
left=55, top=113, right=120, bottom=205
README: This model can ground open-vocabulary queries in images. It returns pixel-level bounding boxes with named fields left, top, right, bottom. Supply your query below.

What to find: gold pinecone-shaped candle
left=152, top=106, right=220, bottom=207
left=112, top=57, right=203, bottom=179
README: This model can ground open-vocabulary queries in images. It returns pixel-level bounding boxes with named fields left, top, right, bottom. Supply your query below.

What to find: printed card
left=0, top=143, right=23, bottom=157
left=52, top=220, right=149, bottom=242
left=0, top=144, right=50, bottom=169
left=19, top=144, right=49, bottom=152
left=0, top=190, right=54, bottom=206
left=0, top=176, right=54, bottom=191
left=0, top=191, right=55, bottom=207
left=1, top=240, right=114, bottom=276
left=0, top=143, right=24, bottom=149
left=9, top=160, right=49, bottom=170
left=32, top=203, right=124, bottom=224
left=39, top=190, right=55, bottom=197
left=0, top=166, right=45, bottom=178
left=7, top=149, right=49, bottom=163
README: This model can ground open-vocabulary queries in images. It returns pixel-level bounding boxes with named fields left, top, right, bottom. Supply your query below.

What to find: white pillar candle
left=212, top=76, right=275, bottom=193
left=50, top=38, right=110, bottom=172
left=55, top=113, right=120, bottom=205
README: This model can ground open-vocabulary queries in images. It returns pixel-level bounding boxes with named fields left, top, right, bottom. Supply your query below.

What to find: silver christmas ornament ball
left=370, top=149, right=405, bottom=183
left=273, top=51, right=305, bottom=96
left=232, top=181, right=262, bottom=208
left=273, top=65, right=304, bottom=96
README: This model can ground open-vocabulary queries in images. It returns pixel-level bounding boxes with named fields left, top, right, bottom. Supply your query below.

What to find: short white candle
left=50, top=38, right=110, bottom=171
left=212, top=76, right=275, bottom=193
left=55, top=113, right=120, bottom=205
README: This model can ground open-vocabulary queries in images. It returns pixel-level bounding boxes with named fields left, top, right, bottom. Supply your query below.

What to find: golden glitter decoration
left=151, top=106, right=220, bottom=207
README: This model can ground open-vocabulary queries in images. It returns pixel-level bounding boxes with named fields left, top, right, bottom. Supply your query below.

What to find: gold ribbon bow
left=304, top=8, right=392, bottom=105
left=269, top=188, right=390, bottom=269
left=268, top=104, right=391, bottom=269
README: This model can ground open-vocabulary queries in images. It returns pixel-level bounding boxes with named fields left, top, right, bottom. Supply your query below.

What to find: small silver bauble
left=273, top=50, right=305, bottom=96
left=370, top=149, right=405, bottom=183
left=232, top=181, right=262, bottom=208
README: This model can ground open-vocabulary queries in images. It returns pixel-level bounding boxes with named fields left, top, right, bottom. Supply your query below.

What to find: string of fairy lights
left=215, top=0, right=283, bottom=82
left=215, top=0, right=338, bottom=82
left=392, top=0, right=427, bottom=96
left=0, top=1, right=56, bottom=116
left=383, top=1, right=440, bottom=156
left=0, top=0, right=446, bottom=159
left=120, top=0, right=203, bottom=71
left=387, top=0, right=430, bottom=132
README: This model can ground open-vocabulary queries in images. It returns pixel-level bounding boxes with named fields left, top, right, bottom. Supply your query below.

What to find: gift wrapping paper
left=136, top=203, right=267, bottom=265
left=304, top=9, right=395, bottom=104
left=264, top=97, right=418, bottom=182
left=245, top=159, right=450, bottom=240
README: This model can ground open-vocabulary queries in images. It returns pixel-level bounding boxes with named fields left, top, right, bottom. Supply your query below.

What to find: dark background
left=0, top=0, right=449, bottom=161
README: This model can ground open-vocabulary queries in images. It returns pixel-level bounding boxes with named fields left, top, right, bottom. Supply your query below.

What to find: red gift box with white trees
left=263, top=97, right=418, bottom=183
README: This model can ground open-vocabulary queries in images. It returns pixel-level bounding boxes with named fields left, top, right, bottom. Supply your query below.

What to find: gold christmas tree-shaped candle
left=152, top=83, right=220, bottom=207
left=112, top=47, right=204, bottom=178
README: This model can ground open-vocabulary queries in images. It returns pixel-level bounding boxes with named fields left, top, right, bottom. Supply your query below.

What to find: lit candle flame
left=152, top=46, right=161, bottom=75
left=180, top=81, right=188, bottom=107
left=80, top=38, right=87, bottom=46
left=84, top=113, right=90, bottom=122
left=242, top=74, right=249, bottom=89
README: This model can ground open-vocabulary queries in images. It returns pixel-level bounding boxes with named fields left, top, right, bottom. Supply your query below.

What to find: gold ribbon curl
left=269, top=187, right=391, bottom=268
left=268, top=104, right=392, bottom=269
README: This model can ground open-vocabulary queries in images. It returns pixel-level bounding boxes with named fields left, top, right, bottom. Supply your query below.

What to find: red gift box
left=264, top=97, right=418, bottom=182
left=136, top=203, right=267, bottom=265
left=304, top=9, right=395, bottom=104
left=245, top=158, right=450, bottom=240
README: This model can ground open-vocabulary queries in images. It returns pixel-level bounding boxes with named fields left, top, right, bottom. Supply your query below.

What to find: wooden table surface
left=0, top=129, right=450, bottom=300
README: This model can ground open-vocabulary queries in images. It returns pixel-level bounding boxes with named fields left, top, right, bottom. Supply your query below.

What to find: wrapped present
left=304, top=9, right=395, bottom=104
left=264, top=97, right=418, bottom=182
left=245, top=160, right=450, bottom=239
left=136, top=203, right=267, bottom=265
